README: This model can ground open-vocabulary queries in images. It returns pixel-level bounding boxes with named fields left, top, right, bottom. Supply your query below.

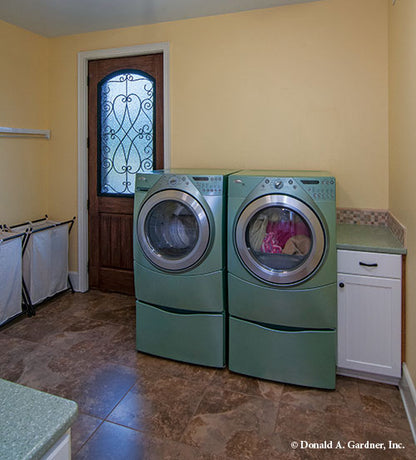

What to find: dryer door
left=235, top=194, right=325, bottom=285
left=137, top=189, right=211, bottom=271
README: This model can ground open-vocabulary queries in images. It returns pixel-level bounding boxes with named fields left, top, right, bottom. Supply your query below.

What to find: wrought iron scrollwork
left=98, top=70, right=155, bottom=196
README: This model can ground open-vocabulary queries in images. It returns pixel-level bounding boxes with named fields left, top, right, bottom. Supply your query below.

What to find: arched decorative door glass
left=98, top=69, right=155, bottom=195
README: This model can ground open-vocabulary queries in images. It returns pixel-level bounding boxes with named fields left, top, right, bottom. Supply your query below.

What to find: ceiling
left=0, top=0, right=320, bottom=38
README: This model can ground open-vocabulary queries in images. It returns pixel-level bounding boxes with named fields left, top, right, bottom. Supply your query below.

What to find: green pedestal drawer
left=136, top=300, right=225, bottom=368
left=229, top=316, right=336, bottom=389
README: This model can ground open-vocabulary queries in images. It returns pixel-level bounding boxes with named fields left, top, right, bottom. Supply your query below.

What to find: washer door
left=235, top=195, right=325, bottom=285
left=137, top=189, right=211, bottom=271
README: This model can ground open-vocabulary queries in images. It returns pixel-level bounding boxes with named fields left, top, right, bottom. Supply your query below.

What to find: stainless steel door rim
left=235, top=194, right=325, bottom=284
left=137, top=189, right=211, bottom=271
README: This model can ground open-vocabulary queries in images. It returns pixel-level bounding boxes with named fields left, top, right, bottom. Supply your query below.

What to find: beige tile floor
left=0, top=290, right=415, bottom=459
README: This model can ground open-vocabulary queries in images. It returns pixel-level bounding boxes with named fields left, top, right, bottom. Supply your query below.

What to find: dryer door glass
left=146, top=200, right=199, bottom=259
left=235, top=195, right=325, bottom=284
left=137, top=190, right=210, bottom=271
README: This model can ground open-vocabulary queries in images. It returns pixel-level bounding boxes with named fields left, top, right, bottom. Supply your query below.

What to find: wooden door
left=88, top=54, right=164, bottom=294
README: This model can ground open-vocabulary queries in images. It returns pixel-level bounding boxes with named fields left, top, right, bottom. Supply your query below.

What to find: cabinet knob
left=339, top=282, right=345, bottom=288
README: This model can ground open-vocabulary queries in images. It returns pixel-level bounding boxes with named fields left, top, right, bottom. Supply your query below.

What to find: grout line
left=271, top=385, right=286, bottom=434
left=97, top=418, right=150, bottom=435
left=103, top=379, right=138, bottom=421
left=177, top=375, right=214, bottom=444
left=208, top=373, right=285, bottom=404
left=72, top=377, right=139, bottom=454
left=73, top=417, right=105, bottom=456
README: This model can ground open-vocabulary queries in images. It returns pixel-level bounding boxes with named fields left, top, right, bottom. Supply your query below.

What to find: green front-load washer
left=227, top=170, right=337, bottom=389
left=133, top=169, right=236, bottom=368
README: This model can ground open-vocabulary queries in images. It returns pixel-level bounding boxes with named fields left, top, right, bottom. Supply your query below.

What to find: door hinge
left=87, top=137, right=89, bottom=149
left=87, top=199, right=89, bottom=210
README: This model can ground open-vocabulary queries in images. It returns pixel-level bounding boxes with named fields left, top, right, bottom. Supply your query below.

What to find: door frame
left=77, top=42, right=170, bottom=292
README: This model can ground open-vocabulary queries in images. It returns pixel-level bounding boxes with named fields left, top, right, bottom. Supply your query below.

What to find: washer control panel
left=192, top=175, right=224, bottom=195
left=159, top=174, right=224, bottom=196
left=258, top=177, right=336, bottom=201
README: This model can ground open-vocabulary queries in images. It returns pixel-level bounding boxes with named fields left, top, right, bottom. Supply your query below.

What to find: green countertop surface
left=0, top=379, right=78, bottom=460
left=337, top=223, right=406, bottom=255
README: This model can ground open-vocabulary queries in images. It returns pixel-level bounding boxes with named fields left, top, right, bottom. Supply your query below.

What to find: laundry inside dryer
left=247, top=206, right=312, bottom=270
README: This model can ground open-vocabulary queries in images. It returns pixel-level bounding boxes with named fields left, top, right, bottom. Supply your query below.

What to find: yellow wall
left=0, top=20, right=49, bottom=224
left=46, top=0, right=389, bottom=269
left=389, top=0, right=416, bottom=383
left=1, top=0, right=389, bottom=268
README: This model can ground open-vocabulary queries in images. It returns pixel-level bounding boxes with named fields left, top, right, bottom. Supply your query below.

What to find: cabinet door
left=337, top=273, right=401, bottom=378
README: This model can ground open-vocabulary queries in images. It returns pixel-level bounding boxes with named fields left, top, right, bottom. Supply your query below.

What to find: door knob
left=339, top=282, right=345, bottom=288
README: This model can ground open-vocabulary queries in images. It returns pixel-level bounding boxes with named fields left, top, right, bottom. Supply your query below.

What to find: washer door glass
left=137, top=190, right=210, bottom=271
left=235, top=195, right=325, bottom=284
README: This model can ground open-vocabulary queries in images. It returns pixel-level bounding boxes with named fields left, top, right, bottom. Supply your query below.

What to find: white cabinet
left=41, top=430, right=71, bottom=460
left=337, top=249, right=402, bottom=382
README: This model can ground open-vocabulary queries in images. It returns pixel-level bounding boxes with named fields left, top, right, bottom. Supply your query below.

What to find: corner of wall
left=400, top=363, right=416, bottom=444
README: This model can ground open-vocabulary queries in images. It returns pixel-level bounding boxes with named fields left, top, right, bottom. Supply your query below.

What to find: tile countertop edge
left=336, top=224, right=407, bottom=255
left=0, top=379, right=78, bottom=460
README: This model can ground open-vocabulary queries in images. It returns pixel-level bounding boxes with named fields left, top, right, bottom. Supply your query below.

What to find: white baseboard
left=400, top=363, right=416, bottom=444
left=337, top=367, right=400, bottom=386
left=68, top=271, right=84, bottom=292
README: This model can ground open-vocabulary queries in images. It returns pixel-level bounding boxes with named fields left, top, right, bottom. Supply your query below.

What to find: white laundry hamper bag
left=0, top=231, right=23, bottom=325
left=20, top=221, right=69, bottom=305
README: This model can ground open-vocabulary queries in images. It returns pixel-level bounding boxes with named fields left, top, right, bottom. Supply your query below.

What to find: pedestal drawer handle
left=359, top=262, right=378, bottom=267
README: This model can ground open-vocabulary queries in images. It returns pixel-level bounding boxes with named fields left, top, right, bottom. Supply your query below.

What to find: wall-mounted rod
left=0, top=126, right=50, bottom=139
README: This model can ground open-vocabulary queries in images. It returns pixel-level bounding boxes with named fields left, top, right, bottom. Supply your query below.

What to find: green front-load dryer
left=227, top=170, right=337, bottom=389
left=133, top=169, right=236, bottom=368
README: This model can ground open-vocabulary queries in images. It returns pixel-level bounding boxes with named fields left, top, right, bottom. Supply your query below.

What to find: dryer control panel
left=256, top=176, right=335, bottom=202
left=300, top=178, right=336, bottom=202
